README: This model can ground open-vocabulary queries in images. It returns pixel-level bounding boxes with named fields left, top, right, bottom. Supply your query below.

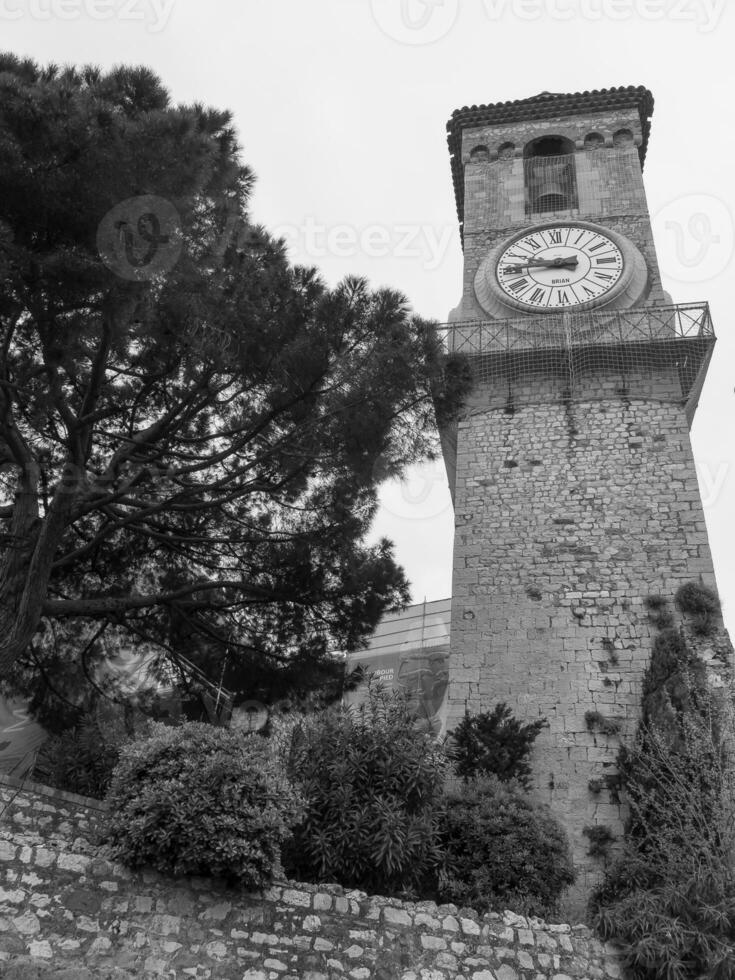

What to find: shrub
left=644, top=594, right=667, bottom=611
left=437, top=776, right=575, bottom=918
left=106, top=722, right=302, bottom=887
left=448, top=703, right=545, bottom=789
left=674, top=581, right=721, bottom=618
left=583, top=824, right=615, bottom=859
left=641, top=629, right=708, bottom=748
left=279, top=685, right=447, bottom=897
left=585, top=709, right=622, bottom=736
left=591, top=609, right=735, bottom=980
left=591, top=713, right=735, bottom=979
left=675, top=581, right=721, bottom=636
left=34, top=707, right=132, bottom=799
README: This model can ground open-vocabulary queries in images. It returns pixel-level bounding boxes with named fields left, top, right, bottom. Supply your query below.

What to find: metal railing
left=438, top=303, right=714, bottom=357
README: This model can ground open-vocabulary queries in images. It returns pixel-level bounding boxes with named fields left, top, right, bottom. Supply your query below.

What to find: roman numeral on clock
left=508, top=278, right=529, bottom=294
left=525, top=238, right=541, bottom=250
left=595, top=257, right=617, bottom=264
left=556, top=290, right=570, bottom=305
left=547, top=230, right=562, bottom=245
left=594, top=271, right=614, bottom=281
left=528, top=287, right=545, bottom=303
left=588, top=241, right=607, bottom=252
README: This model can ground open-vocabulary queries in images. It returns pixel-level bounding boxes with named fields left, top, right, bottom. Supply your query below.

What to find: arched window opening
left=613, top=128, right=634, bottom=147
left=523, top=135, right=578, bottom=215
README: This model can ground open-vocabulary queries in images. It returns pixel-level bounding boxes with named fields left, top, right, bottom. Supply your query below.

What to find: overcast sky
left=5, top=0, right=735, bottom=628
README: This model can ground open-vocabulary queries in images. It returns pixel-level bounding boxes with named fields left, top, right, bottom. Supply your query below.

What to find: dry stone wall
left=0, top=775, right=626, bottom=979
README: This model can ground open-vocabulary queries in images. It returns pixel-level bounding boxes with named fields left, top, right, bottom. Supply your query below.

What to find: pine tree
left=0, top=55, right=467, bottom=707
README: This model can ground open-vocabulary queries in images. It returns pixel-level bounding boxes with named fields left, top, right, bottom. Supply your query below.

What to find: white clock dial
left=495, top=225, right=624, bottom=310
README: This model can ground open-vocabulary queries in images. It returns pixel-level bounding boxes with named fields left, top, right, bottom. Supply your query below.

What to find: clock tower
left=440, top=87, right=718, bottom=913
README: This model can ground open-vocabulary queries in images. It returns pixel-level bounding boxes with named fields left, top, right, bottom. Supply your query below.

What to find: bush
left=640, top=629, right=708, bottom=750
left=591, top=621, right=735, bottom=980
left=437, top=776, right=575, bottom=917
left=591, top=715, right=735, bottom=979
left=34, top=707, right=132, bottom=799
left=585, top=709, right=622, bottom=736
left=674, top=581, right=721, bottom=618
left=675, top=581, right=721, bottom=636
left=448, top=703, right=545, bottom=789
left=278, top=685, right=447, bottom=897
left=105, top=722, right=303, bottom=887
left=583, top=824, right=615, bottom=859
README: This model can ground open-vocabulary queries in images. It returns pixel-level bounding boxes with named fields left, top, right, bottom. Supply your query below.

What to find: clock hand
left=504, top=256, right=579, bottom=273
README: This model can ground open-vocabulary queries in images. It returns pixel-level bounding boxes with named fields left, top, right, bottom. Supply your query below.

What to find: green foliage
left=641, top=630, right=708, bottom=746
left=278, top=686, right=447, bottom=897
left=436, top=776, right=575, bottom=918
left=675, top=582, right=721, bottom=636
left=591, top=608, right=735, bottom=980
left=0, top=53, right=461, bottom=701
left=591, top=715, right=735, bottom=979
left=106, top=722, right=302, bottom=887
left=651, top=609, right=675, bottom=630
left=644, top=595, right=667, bottom=611
left=585, top=710, right=622, bottom=736
left=583, top=824, right=615, bottom=859
left=643, top=596, right=675, bottom=630
left=448, top=703, right=545, bottom=789
left=34, top=707, right=132, bottom=799
left=674, top=582, right=721, bottom=618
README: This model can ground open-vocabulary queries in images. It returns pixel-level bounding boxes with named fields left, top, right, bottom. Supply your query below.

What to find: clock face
left=495, top=224, right=625, bottom=311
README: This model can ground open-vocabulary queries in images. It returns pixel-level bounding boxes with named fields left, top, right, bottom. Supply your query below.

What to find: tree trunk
left=0, top=463, right=79, bottom=677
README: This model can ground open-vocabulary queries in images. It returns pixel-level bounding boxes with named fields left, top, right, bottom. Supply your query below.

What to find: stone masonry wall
left=0, top=775, right=626, bottom=979
left=447, top=380, right=718, bottom=918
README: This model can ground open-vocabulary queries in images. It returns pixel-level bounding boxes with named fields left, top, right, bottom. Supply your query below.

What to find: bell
left=525, top=157, right=572, bottom=213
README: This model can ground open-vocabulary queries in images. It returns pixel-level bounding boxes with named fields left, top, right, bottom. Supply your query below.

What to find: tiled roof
left=446, top=86, right=654, bottom=237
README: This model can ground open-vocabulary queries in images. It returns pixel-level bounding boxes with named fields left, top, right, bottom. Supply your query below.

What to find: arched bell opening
left=523, top=135, right=578, bottom=216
